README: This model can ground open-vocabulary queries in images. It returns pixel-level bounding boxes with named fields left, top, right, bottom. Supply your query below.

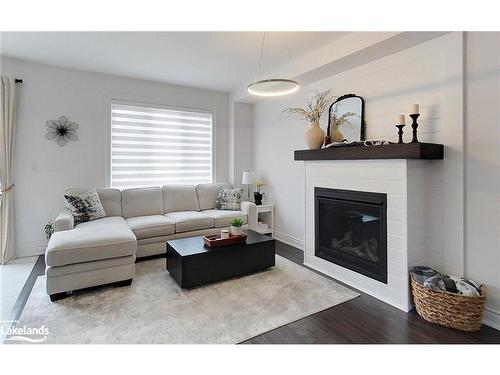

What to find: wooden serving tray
left=203, top=233, right=247, bottom=248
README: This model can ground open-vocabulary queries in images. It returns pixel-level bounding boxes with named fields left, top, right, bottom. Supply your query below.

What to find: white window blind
left=111, top=102, right=213, bottom=188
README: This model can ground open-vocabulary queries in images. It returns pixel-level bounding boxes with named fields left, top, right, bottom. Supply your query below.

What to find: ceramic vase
left=330, top=124, right=345, bottom=142
left=305, top=120, right=325, bottom=149
left=230, top=226, right=243, bottom=236
left=253, top=192, right=263, bottom=206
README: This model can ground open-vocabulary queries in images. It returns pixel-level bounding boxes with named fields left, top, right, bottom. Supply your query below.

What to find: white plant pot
left=230, top=226, right=243, bottom=236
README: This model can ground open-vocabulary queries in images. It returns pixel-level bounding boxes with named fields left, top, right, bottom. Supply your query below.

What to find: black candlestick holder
left=395, top=124, right=405, bottom=144
left=410, top=113, right=420, bottom=143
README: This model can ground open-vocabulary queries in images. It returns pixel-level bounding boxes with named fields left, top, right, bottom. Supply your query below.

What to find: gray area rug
left=16, top=255, right=358, bottom=344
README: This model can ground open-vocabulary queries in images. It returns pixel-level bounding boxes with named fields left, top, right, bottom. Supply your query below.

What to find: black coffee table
left=166, top=229, right=275, bottom=288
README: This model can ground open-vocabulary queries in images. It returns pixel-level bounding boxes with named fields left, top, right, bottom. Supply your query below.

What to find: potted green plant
left=254, top=180, right=264, bottom=205
left=229, top=218, right=244, bottom=236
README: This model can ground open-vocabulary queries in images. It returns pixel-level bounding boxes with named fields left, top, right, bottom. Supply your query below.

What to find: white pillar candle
left=398, top=114, right=405, bottom=124
left=411, top=104, right=420, bottom=114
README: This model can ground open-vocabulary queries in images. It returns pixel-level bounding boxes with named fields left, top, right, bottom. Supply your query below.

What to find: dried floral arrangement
left=255, top=180, right=264, bottom=193
left=282, top=89, right=335, bottom=122
left=330, top=110, right=359, bottom=129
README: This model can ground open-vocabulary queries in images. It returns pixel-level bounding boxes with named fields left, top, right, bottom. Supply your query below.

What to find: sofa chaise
left=45, top=183, right=257, bottom=301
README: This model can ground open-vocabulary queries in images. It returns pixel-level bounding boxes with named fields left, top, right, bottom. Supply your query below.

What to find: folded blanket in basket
left=410, top=266, right=481, bottom=297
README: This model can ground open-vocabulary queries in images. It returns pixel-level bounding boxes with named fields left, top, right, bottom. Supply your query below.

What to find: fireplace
left=315, top=187, right=387, bottom=283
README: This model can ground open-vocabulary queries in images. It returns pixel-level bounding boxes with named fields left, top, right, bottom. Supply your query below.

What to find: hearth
left=315, top=187, right=387, bottom=283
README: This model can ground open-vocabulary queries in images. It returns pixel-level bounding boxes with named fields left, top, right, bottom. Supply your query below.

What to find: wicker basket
left=410, top=275, right=487, bottom=332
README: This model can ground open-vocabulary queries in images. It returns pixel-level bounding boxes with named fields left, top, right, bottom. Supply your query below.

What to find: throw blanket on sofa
left=410, top=266, right=482, bottom=297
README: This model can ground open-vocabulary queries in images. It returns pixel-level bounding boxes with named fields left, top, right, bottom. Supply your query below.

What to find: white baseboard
left=273, top=231, right=304, bottom=250
left=16, top=243, right=46, bottom=258
left=483, top=307, right=500, bottom=331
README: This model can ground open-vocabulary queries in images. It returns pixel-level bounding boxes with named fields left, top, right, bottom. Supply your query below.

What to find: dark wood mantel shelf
left=294, top=142, right=444, bottom=161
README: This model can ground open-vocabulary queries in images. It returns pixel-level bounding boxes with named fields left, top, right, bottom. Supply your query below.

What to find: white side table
left=254, top=204, right=274, bottom=236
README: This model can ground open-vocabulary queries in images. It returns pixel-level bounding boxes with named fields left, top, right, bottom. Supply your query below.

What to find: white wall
left=465, top=32, right=500, bottom=328
left=228, top=101, right=254, bottom=201
left=253, top=93, right=307, bottom=248
left=233, top=102, right=254, bottom=186
left=0, top=57, right=230, bottom=258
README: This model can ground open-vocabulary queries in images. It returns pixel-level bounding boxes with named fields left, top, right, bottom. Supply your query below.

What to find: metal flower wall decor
left=45, top=116, right=79, bottom=146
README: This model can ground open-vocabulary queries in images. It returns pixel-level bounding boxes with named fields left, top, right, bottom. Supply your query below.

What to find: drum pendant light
left=247, top=32, right=300, bottom=97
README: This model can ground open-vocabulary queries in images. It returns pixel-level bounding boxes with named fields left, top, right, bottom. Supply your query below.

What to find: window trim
left=106, top=99, right=215, bottom=189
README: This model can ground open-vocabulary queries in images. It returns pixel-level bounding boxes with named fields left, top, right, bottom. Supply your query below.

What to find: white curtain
left=0, top=77, right=20, bottom=264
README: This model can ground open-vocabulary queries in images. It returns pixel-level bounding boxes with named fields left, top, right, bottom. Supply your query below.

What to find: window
left=110, top=102, right=213, bottom=189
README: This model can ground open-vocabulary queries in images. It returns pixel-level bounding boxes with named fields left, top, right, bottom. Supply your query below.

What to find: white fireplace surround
left=304, top=159, right=442, bottom=312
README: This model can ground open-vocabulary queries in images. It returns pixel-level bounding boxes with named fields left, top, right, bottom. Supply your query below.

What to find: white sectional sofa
left=45, top=183, right=257, bottom=301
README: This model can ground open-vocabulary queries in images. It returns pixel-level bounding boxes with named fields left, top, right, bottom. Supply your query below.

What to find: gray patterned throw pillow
left=215, top=188, right=243, bottom=211
left=64, top=189, right=106, bottom=225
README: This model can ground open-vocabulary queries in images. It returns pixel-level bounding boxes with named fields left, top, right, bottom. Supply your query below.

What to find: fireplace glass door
left=315, top=187, right=387, bottom=283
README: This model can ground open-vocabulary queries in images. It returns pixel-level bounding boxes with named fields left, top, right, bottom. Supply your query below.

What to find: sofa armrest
left=240, top=201, right=257, bottom=231
left=54, top=209, right=74, bottom=232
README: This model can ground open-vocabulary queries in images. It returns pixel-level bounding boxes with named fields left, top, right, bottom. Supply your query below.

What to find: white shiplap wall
left=254, top=32, right=464, bottom=277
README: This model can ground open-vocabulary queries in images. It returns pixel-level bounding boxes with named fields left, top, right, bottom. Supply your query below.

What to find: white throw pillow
left=215, top=188, right=243, bottom=211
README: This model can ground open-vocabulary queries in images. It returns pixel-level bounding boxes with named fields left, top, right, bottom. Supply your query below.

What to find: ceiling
left=0, top=32, right=347, bottom=92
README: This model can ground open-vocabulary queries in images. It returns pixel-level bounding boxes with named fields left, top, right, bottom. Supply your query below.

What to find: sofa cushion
left=196, top=183, right=231, bottom=210
left=162, top=185, right=200, bottom=213
left=46, top=217, right=136, bottom=267
left=164, top=211, right=214, bottom=233
left=66, top=188, right=122, bottom=217
left=215, top=188, right=244, bottom=211
left=202, top=209, right=248, bottom=228
left=125, top=215, right=175, bottom=239
left=46, top=255, right=135, bottom=277
left=121, top=186, right=163, bottom=218
left=64, top=189, right=106, bottom=225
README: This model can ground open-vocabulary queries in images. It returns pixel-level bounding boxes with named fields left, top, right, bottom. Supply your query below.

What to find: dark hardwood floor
left=3, top=241, right=500, bottom=344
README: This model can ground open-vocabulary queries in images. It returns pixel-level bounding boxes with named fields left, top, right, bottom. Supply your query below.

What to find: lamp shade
left=242, top=171, right=256, bottom=185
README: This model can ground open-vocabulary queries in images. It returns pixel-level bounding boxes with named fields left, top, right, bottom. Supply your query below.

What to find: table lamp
left=241, top=171, right=256, bottom=201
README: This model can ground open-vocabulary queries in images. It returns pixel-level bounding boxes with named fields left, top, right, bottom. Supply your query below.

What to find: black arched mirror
left=326, top=94, right=365, bottom=144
